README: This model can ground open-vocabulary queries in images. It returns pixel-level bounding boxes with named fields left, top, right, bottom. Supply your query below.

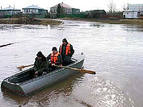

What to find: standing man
left=47, top=47, right=62, bottom=71
left=59, top=38, right=74, bottom=65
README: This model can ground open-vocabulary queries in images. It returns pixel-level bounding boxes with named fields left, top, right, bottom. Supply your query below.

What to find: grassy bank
left=62, top=18, right=143, bottom=25
left=0, top=17, right=62, bottom=25
left=1, top=17, right=143, bottom=26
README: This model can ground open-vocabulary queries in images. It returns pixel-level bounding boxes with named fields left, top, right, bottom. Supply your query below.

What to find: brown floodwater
left=0, top=20, right=143, bottom=107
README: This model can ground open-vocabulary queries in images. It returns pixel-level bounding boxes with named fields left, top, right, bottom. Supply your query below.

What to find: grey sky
left=0, top=0, right=143, bottom=11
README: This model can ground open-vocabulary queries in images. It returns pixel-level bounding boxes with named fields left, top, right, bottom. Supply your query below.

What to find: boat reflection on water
left=1, top=73, right=84, bottom=106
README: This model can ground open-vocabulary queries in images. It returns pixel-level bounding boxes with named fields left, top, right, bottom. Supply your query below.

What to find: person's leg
left=29, top=68, right=36, bottom=78
left=48, top=64, right=53, bottom=72
left=64, top=56, right=72, bottom=65
left=38, top=72, right=43, bottom=76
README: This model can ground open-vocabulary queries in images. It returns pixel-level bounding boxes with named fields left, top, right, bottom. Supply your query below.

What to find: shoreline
left=0, top=17, right=62, bottom=25
left=1, top=17, right=143, bottom=26
left=61, top=18, right=143, bottom=25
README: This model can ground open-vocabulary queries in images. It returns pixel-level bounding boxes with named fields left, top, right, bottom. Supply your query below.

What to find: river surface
left=0, top=20, right=143, bottom=107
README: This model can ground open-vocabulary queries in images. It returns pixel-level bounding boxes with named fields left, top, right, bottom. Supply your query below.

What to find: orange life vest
left=60, top=43, right=71, bottom=55
left=51, top=52, right=60, bottom=64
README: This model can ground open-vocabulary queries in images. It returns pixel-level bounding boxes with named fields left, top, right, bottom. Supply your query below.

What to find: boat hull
left=1, top=55, right=84, bottom=96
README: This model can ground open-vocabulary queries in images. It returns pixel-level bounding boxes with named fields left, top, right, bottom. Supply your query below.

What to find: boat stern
left=1, top=78, right=25, bottom=96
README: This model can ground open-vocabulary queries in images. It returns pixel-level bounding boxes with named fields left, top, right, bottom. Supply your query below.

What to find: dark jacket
left=59, top=43, right=74, bottom=58
left=47, top=53, right=62, bottom=65
left=33, top=57, right=49, bottom=73
left=59, top=43, right=74, bottom=65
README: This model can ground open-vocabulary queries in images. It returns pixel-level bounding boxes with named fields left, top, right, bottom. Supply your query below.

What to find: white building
left=22, top=5, right=48, bottom=18
left=123, top=4, right=143, bottom=18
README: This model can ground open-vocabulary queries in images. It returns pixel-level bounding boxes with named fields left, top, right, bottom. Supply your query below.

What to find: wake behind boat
left=1, top=54, right=84, bottom=96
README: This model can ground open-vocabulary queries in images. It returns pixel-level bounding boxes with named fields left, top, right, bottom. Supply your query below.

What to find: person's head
left=62, top=38, right=68, bottom=45
left=36, top=51, right=43, bottom=59
left=52, top=47, right=57, bottom=54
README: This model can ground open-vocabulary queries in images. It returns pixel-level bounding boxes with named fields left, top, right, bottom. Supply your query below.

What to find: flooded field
left=0, top=20, right=143, bottom=107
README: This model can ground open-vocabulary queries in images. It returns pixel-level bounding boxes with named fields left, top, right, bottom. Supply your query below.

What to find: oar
left=17, top=64, right=34, bottom=71
left=54, top=65, right=96, bottom=74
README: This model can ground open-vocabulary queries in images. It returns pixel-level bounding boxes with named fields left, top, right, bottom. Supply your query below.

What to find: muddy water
left=0, top=20, right=143, bottom=107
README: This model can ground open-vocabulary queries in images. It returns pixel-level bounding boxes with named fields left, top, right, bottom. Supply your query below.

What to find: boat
left=1, top=54, right=84, bottom=96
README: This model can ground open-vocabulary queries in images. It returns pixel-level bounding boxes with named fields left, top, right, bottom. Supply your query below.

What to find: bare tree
left=57, top=3, right=61, bottom=18
left=57, top=3, right=64, bottom=18
left=107, top=0, right=116, bottom=13
left=122, top=3, right=129, bottom=11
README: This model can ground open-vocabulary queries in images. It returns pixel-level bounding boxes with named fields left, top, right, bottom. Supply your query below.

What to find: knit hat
left=37, top=51, right=43, bottom=57
left=62, top=38, right=68, bottom=43
left=52, top=47, right=57, bottom=51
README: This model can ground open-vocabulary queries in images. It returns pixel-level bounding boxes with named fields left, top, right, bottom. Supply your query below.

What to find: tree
left=57, top=3, right=62, bottom=18
left=122, top=3, right=128, bottom=11
left=107, top=0, right=116, bottom=13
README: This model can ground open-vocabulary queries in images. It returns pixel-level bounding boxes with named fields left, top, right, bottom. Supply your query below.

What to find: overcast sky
left=0, top=0, right=143, bottom=11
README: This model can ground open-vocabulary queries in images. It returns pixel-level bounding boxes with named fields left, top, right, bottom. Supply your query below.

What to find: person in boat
left=59, top=38, right=74, bottom=65
left=47, top=47, right=62, bottom=71
left=32, top=51, right=49, bottom=77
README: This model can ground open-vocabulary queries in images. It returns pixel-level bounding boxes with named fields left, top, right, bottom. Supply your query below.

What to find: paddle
left=17, top=64, right=34, bottom=71
left=17, top=64, right=96, bottom=74
left=54, top=65, right=96, bottom=74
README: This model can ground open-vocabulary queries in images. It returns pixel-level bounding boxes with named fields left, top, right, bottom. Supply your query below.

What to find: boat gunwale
left=20, top=58, right=82, bottom=85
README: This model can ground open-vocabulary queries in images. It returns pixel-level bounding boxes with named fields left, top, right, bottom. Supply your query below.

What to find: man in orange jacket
left=47, top=47, right=62, bottom=71
left=59, top=38, right=74, bottom=65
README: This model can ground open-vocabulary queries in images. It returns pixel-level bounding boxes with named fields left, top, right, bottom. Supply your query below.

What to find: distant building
left=123, top=4, right=143, bottom=18
left=86, top=10, right=106, bottom=18
left=0, top=6, right=21, bottom=18
left=22, top=5, right=48, bottom=18
left=72, top=8, right=80, bottom=14
left=50, top=2, right=80, bottom=18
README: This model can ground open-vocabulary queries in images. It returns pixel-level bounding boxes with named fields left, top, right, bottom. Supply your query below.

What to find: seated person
left=31, top=51, right=49, bottom=77
left=47, top=47, right=62, bottom=71
left=59, top=38, right=74, bottom=65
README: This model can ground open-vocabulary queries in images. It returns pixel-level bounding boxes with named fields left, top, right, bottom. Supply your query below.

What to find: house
left=22, top=5, right=48, bottom=18
left=85, top=10, right=106, bottom=18
left=0, top=6, right=21, bottom=18
left=72, top=8, right=80, bottom=14
left=50, top=2, right=80, bottom=18
left=123, top=4, right=143, bottom=18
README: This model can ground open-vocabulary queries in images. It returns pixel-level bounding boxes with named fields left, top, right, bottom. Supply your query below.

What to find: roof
left=23, top=5, right=44, bottom=10
left=123, top=10, right=143, bottom=12
left=51, top=2, right=72, bottom=8
left=128, top=4, right=143, bottom=7
left=127, top=4, right=143, bottom=11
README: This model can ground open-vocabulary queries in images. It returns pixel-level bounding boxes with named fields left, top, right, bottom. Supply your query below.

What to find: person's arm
left=33, top=58, right=38, bottom=71
left=56, top=54, right=62, bottom=65
left=47, top=54, right=51, bottom=61
left=70, top=45, right=74, bottom=57
left=59, top=45, right=61, bottom=53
